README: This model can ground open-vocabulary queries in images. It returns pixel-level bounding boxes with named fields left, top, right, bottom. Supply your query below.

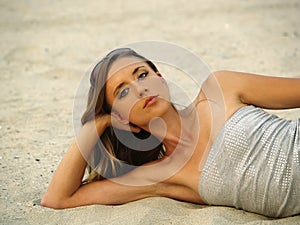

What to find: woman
left=41, top=48, right=300, bottom=218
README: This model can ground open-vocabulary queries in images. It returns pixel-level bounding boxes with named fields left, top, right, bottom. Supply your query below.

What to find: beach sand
left=1, top=0, right=300, bottom=224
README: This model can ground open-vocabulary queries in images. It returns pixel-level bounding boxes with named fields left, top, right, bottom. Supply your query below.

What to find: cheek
left=111, top=95, right=141, bottom=119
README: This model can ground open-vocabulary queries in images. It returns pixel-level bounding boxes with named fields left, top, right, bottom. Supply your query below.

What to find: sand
left=1, top=0, right=300, bottom=224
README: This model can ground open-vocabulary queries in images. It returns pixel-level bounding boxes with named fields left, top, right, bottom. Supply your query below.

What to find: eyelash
left=118, top=87, right=129, bottom=99
left=138, top=72, right=148, bottom=80
left=118, top=72, right=149, bottom=99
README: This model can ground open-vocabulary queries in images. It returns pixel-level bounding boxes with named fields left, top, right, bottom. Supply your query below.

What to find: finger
left=129, top=125, right=141, bottom=133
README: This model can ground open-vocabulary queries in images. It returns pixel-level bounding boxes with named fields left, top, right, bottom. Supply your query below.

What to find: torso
left=161, top=74, right=247, bottom=203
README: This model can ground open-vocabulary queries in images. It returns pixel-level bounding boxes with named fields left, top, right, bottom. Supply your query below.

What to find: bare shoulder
left=195, top=72, right=245, bottom=120
left=213, top=70, right=300, bottom=110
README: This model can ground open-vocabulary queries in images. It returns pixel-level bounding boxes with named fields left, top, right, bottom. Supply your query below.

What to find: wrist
left=102, top=114, right=112, bottom=128
left=94, top=114, right=112, bottom=136
left=83, top=114, right=110, bottom=134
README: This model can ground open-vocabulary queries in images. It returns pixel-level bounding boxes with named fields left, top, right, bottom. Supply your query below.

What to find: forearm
left=41, top=116, right=109, bottom=208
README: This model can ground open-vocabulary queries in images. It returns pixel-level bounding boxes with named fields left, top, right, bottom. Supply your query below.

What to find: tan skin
left=41, top=57, right=300, bottom=209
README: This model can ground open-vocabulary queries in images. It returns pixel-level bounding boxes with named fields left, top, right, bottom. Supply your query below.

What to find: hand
left=93, top=113, right=141, bottom=134
left=110, top=112, right=141, bottom=133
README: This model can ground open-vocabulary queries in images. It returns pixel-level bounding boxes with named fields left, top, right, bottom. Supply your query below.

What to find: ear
left=156, top=72, right=163, bottom=77
left=156, top=72, right=166, bottom=84
left=111, top=111, right=129, bottom=124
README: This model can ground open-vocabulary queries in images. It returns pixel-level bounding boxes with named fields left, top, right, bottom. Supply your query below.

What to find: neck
left=142, top=105, right=196, bottom=156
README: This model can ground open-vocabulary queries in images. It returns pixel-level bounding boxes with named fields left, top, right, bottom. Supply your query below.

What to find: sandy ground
left=1, top=0, right=300, bottom=224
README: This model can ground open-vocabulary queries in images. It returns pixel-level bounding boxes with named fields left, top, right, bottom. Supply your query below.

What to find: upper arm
left=61, top=179, right=157, bottom=208
left=215, top=71, right=300, bottom=109
left=43, top=154, right=200, bottom=209
left=42, top=173, right=159, bottom=209
left=45, top=157, right=168, bottom=209
left=65, top=178, right=203, bottom=208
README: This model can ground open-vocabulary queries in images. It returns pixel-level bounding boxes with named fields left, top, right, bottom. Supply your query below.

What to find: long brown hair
left=81, top=48, right=165, bottom=182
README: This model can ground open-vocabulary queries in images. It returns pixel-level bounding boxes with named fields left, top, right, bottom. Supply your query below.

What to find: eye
left=118, top=87, right=129, bottom=99
left=138, top=72, right=148, bottom=80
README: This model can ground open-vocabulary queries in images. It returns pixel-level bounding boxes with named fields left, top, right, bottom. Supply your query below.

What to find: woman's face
left=105, top=56, right=171, bottom=127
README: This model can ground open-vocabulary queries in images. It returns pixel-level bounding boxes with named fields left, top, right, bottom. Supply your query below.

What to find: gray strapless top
left=198, top=105, right=300, bottom=218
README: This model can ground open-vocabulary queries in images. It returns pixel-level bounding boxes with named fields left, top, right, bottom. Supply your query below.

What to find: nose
left=138, top=88, right=148, bottom=97
left=132, top=82, right=148, bottom=98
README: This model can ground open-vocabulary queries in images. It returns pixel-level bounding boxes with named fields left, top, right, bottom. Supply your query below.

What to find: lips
left=143, top=95, right=158, bottom=108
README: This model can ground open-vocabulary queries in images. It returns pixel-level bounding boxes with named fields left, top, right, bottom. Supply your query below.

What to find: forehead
left=107, top=56, right=148, bottom=79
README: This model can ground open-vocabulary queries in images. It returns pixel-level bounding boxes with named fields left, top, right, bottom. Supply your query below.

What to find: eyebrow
left=113, top=66, right=145, bottom=96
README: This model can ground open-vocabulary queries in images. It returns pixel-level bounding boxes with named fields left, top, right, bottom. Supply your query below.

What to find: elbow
left=211, top=70, right=231, bottom=77
left=40, top=194, right=67, bottom=209
left=40, top=195, right=53, bottom=208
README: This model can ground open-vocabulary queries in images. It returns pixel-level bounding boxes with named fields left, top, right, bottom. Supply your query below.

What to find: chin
left=129, top=100, right=171, bottom=126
